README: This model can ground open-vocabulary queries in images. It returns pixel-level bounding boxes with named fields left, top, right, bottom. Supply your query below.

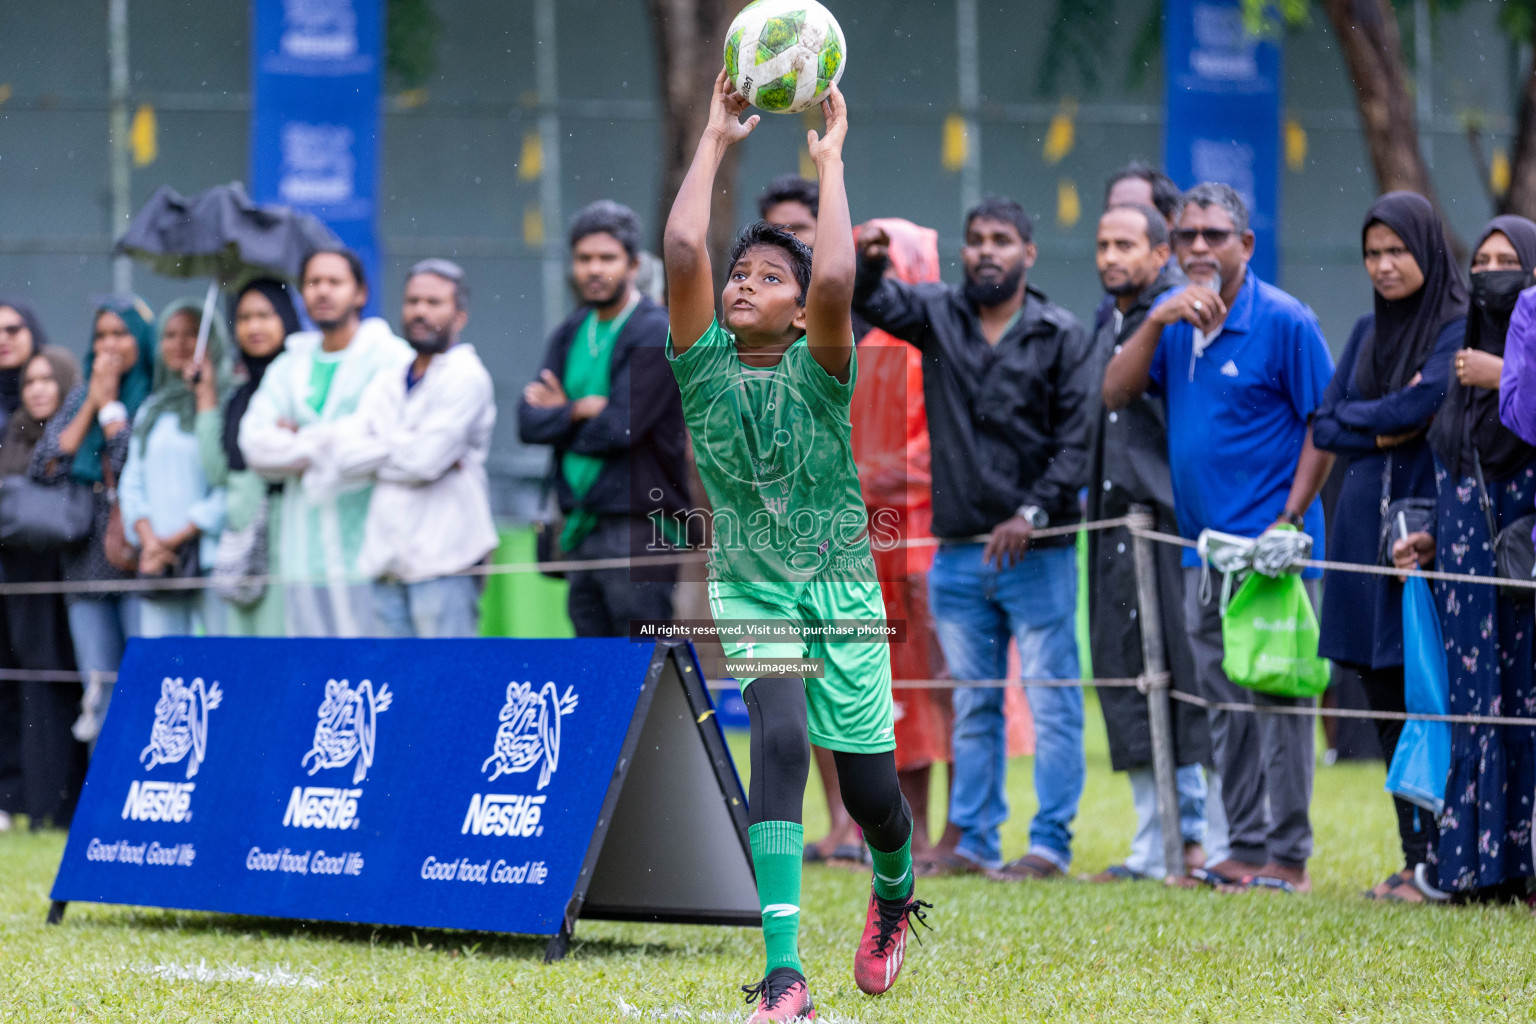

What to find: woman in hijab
left=30, top=295, right=157, bottom=745
left=118, top=298, right=231, bottom=638
left=0, top=299, right=53, bottom=831
left=0, top=300, right=50, bottom=433
left=196, top=279, right=299, bottom=636
left=1397, top=215, right=1536, bottom=900
left=1312, top=191, right=1466, bottom=903
left=0, top=349, right=86, bottom=828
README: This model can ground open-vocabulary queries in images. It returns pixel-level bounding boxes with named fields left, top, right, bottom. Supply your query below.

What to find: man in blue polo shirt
left=1102, top=182, right=1336, bottom=893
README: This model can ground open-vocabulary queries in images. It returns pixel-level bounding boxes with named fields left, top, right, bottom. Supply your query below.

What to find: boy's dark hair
left=1105, top=202, right=1170, bottom=248
left=1105, top=161, right=1181, bottom=221
left=301, top=247, right=368, bottom=290
left=568, top=199, right=643, bottom=259
left=758, top=174, right=820, bottom=220
left=964, top=196, right=1033, bottom=244
left=729, top=221, right=813, bottom=305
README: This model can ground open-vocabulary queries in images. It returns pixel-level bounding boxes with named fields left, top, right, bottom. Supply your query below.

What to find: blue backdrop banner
left=250, top=0, right=382, bottom=313
left=1164, top=0, right=1281, bottom=283
left=50, top=638, right=751, bottom=945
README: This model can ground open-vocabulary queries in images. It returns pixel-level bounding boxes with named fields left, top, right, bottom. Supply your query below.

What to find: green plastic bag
left=1220, top=571, right=1330, bottom=699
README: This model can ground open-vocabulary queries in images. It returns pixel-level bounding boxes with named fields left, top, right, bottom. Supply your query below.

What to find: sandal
left=1187, top=867, right=1244, bottom=889
left=1363, top=872, right=1409, bottom=901
left=1245, top=875, right=1298, bottom=894
left=988, top=853, right=1064, bottom=882
left=826, top=842, right=870, bottom=865
left=1085, top=864, right=1146, bottom=883
left=1411, top=863, right=1451, bottom=903
left=914, top=850, right=984, bottom=878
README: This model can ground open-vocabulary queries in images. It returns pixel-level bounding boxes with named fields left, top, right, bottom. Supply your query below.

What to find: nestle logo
left=282, top=786, right=362, bottom=830
left=122, top=780, right=195, bottom=823
left=461, top=793, right=546, bottom=838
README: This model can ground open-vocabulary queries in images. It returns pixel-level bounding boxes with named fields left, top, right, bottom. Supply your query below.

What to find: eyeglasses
left=1172, top=228, right=1234, bottom=248
left=0, top=324, right=25, bottom=338
left=409, top=257, right=465, bottom=281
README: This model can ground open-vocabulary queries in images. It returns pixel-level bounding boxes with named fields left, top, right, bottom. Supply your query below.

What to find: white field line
left=134, top=959, right=323, bottom=989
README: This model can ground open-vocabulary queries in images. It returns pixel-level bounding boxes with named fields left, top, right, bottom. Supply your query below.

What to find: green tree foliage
left=386, top=0, right=441, bottom=91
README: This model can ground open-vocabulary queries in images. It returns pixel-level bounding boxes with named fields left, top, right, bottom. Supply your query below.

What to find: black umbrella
left=115, top=181, right=340, bottom=363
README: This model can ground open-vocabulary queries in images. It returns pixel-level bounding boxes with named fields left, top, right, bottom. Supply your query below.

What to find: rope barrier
left=1126, top=525, right=1536, bottom=592
left=0, top=515, right=1138, bottom=597
left=5, top=513, right=1534, bottom=737
left=1166, top=688, right=1536, bottom=729
left=0, top=510, right=1522, bottom=595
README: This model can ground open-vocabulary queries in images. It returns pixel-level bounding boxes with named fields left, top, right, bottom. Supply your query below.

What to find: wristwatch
left=1279, top=509, right=1305, bottom=528
left=1016, top=504, right=1049, bottom=529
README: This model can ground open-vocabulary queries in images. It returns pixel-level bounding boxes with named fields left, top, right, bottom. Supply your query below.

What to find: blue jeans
left=928, top=543, right=1083, bottom=869
left=1124, top=764, right=1222, bottom=879
left=137, top=589, right=224, bottom=638
left=371, top=576, right=481, bottom=638
left=65, top=595, right=139, bottom=746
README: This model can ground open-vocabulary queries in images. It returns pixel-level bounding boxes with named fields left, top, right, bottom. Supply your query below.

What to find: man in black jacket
left=1084, top=202, right=1222, bottom=883
left=853, top=196, right=1095, bottom=879
left=518, top=200, right=689, bottom=636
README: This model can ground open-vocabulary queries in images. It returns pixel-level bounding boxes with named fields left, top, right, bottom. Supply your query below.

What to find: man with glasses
left=1102, top=183, right=1336, bottom=894
left=1084, top=200, right=1223, bottom=885
left=318, top=258, right=498, bottom=637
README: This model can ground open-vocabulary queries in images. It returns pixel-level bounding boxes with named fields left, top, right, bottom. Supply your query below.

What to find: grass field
left=5, top=696, right=1536, bottom=1023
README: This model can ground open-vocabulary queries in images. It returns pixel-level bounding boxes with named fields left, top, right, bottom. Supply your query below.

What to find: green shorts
left=708, top=576, right=895, bottom=754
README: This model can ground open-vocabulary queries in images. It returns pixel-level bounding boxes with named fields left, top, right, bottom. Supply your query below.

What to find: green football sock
left=869, top=830, right=914, bottom=902
left=748, top=820, right=804, bottom=976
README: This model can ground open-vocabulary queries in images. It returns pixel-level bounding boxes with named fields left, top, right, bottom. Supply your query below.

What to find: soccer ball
left=724, top=0, right=847, bottom=115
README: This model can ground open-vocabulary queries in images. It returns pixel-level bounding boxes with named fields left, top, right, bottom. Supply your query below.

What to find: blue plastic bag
left=1385, top=572, right=1451, bottom=815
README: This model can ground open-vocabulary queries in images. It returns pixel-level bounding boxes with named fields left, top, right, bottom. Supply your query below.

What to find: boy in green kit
left=663, top=71, right=929, bottom=1022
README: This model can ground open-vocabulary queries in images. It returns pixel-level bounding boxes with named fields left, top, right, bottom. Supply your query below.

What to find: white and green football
left=724, top=0, right=847, bottom=115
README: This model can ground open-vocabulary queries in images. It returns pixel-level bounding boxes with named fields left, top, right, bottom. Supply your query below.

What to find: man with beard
left=1084, top=203, right=1222, bottom=883
left=315, top=259, right=498, bottom=636
left=242, top=248, right=411, bottom=637
left=1103, top=183, right=1335, bottom=893
left=853, top=196, right=1096, bottom=879
left=519, top=201, right=688, bottom=636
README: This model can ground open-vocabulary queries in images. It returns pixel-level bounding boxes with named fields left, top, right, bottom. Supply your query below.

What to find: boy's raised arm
left=663, top=70, right=760, bottom=357
left=803, top=86, right=854, bottom=381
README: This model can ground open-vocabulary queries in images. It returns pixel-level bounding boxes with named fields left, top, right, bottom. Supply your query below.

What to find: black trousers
left=1358, top=665, right=1436, bottom=869
left=1, top=550, right=87, bottom=828
left=0, top=594, right=19, bottom=816
left=565, top=517, right=677, bottom=638
left=743, top=677, right=911, bottom=853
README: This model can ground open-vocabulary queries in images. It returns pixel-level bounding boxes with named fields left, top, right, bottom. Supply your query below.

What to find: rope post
left=1128, top=504, right=1185, bottom=882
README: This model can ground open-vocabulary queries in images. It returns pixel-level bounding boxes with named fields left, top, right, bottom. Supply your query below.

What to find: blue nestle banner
left=250, top=0, right=382, bottom=313
left=52, top=638, right=673, bottom=937
left=1164, top=0, right=1281, bottom=283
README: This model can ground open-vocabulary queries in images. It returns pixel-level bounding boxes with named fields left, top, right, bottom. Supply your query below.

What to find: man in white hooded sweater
left=240, top=248, right=412, bottom=637
left=317, top=258, right=497, bottom=637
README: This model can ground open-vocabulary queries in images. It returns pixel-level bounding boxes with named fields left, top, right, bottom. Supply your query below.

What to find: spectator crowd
left=1, top=165, right=1534, bottom=911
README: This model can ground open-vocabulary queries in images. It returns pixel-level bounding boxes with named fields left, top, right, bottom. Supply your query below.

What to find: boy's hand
left=807, top=86, right=847, bottom=166
left=705, top=69, right=760, bottom=147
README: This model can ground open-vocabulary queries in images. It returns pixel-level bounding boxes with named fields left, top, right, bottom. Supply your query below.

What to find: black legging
left=1358, top=665, right=1437, bottom=868
left=743, top=677, right=912, bottom=853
